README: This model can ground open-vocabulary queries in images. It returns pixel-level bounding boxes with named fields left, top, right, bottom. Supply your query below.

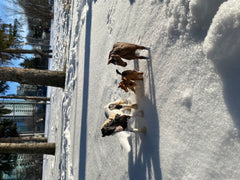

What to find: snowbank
left=189, top=0, right=226, bottom=35
left=203, top=0, right=240, bottom=62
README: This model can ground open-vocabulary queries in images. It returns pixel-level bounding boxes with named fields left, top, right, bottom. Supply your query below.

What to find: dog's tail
left=116, top=69, right=122, bottom=76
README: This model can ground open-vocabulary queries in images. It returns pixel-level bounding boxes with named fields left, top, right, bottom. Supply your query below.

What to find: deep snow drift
left=43, top=0, right=240, bottom=179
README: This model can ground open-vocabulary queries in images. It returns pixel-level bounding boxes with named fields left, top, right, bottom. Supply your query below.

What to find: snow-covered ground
left=43, top=0, right=240, bottom=179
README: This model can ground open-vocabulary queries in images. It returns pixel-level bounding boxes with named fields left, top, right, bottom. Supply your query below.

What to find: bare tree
left=0, top=95, right=50, bottom=102
left=0, top=66, right=65, bottom=88
left=0, top=136, right=47, bottom=143
left=0, top=143, right=55, bottom=155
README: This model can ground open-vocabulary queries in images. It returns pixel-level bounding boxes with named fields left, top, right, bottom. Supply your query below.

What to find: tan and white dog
left=101, top=100, right=146, bottom=137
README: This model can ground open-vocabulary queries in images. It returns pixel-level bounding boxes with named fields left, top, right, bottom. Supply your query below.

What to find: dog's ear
left=116, top=69, right=122, bottom=75
left=108, top=55, right=113, bottom=64
left=107, top=59, right=112, bottom=65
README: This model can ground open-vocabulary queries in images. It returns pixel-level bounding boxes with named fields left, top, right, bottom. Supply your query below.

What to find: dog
left=118, top=79, right=137, bottom=93
left=107, top=42, right=149, bottom=67
left=116, top=69, right=143, bottom=81
left=101, top=100, right=146, bottom=137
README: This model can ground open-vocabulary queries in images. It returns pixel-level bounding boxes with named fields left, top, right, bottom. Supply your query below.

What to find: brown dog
left=118, top=79, right=137, bottom=93
left=116, top=69, right=143, bottom=81
left=108, top=42, right=149, bottom=67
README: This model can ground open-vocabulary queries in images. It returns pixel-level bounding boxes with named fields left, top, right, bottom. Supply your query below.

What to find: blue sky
left=0, top=0, right=29, bottom=95
left=0, top=1, right=8, bottom=22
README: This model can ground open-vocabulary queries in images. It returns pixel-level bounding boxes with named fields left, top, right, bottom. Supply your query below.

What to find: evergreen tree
left=0, top=81, right=9, bottom=94
left=0, top=18, right=23, bottom=63
left=20, top=57, right=41, bottom=69
left=0, top=120, right=19, bottom=177
left=0, top=119, right=19, bottom=138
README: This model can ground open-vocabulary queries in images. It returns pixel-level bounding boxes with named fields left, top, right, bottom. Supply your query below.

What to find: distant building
left=0, top=100, right=44, bottom=134
left=17, top=84, right=46, bottom=97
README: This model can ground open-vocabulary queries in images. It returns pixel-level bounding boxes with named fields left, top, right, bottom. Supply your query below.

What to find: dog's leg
left=135, top=45, right=148, bottom=50
left=116, top=99, right=127, bottom=104
left=139, top=72, right=144, bottom=78
left=130, top=127, right=147, bottom=134
left=122, top=107, right=132, bottom=111
left=138, top=76, right=144, bottom=80
left=126, top=110, right=144, bottom=118
left=136, top=55, right=149, bottom=59
left=131, top=110, right=144, bottom=117
left=130, top=104, right=138, bottom=109
left=129, top=87, right=136, bottom=93
left=121, top=104, right=138, bottom=112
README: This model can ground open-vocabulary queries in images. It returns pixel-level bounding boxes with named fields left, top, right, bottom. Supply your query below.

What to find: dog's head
left=121, top=80, right=136, bottom=93
left=118, top=81, right=128, bottom=92
left=108, top=55, right=127, bottom=67
left=101, top=127, right=115, bottom=137
left=125, top=79, right=136, bottom=88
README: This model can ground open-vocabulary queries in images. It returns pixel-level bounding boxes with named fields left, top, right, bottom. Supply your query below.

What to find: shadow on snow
left=214, top=56, right=240, bottom=139
left=79, top=1, right=92, bottom=179
left=128, top=50, right=162, bottom=180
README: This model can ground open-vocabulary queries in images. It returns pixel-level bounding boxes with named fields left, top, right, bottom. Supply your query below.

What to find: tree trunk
left=0, top=95, right=50, bottom=102
left=0, top=143, right=55, bottom=155
left=1, top=48, right=52, bottom=54
left=0, top=67, right=65, bottom=88
left=0, top=137, right=48, bottom=143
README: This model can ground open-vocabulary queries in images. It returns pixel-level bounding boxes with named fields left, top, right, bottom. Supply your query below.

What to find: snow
left=203, top=0, right=240, bottom=61
left=43, top=0, right=240, bottom=179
